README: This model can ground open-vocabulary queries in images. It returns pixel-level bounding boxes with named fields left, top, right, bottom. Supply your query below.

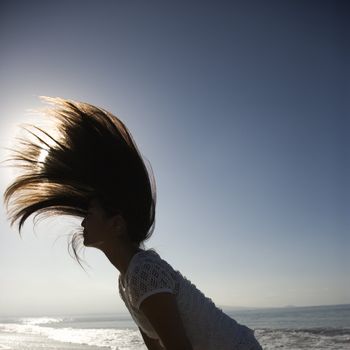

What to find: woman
left=2, top=96, right=263, bottom=350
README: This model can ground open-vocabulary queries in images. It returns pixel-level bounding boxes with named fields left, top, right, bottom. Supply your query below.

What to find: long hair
left=2, top=96, right=157, bottom=269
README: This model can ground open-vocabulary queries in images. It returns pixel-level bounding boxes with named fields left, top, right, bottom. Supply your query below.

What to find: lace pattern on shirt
left=126, top=251, right=179, bottom=310
left=118, top=250, right=263, bottom=349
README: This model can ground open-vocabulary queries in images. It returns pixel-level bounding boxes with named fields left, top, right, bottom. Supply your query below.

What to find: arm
left=139, top=327, right=164, bottom=350
left=139, top=292, right=193, bottom=350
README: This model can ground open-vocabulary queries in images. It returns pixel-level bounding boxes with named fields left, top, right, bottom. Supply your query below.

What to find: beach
left=0, top=304, right=349, bottom=349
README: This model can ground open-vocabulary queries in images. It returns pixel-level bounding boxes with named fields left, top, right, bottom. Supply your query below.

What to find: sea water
left=0, top=304, right=349, bottom=349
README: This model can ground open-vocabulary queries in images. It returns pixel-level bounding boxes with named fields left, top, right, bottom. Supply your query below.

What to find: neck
left=98, top=236, right=142, bottom=276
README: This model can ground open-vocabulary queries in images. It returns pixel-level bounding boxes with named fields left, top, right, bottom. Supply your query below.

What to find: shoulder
left=132, top=248, right=161, bottom=267
left=126, top=250, right=179, bottom=310
left=128, top=249, right=173, bottom=278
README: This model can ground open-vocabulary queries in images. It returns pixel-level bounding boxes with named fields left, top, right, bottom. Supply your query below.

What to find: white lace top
left=118, top=249, right=262, bottom=350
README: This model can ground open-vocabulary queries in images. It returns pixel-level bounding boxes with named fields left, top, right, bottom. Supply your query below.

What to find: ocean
left=0, top=304, right=349, bottom=349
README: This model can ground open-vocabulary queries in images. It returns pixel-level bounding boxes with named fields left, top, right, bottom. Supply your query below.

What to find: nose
left=81, top=217, right=86, bottom=227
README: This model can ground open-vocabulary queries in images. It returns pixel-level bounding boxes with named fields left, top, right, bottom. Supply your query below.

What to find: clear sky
left=0, top=0, right=348, bottom=317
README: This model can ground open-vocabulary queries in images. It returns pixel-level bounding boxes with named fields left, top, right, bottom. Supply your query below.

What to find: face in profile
left=81, top=198, right=119, bottom=248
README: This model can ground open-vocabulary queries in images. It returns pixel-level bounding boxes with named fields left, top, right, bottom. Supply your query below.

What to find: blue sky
left=0, top=0, right=348, bottom=316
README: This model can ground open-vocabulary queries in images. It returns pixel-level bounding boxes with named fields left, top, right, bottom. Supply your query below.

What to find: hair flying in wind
left=2, top=96, right=157, bottom=269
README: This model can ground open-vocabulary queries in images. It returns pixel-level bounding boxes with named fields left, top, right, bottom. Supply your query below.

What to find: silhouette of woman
left=2, top=97, right=263, bottom=350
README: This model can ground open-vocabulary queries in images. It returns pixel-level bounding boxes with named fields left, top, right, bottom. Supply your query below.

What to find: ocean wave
left=255, top=327, right=350, bottom=349
left=0, top=345, right=11, bottom=349
left=19, top=317, right=64, bottom=325
left=293, top=327, right=350, bottom=337
left=1, top=321, right=349, bottom=350
left=0, top=322, right=146, bottom=349
left=258, top=327, right=350, bottom=337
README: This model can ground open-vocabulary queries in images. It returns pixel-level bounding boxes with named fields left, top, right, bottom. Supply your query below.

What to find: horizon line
left=1, top=303, right=349, bottom=318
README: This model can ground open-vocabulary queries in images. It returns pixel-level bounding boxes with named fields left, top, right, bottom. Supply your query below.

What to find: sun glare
left=38, top=148, right=49, bottom=164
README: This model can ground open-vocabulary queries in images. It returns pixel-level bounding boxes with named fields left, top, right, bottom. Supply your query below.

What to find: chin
left=83, top=236, right=90, bottom=246
left=83, top=238, right=98, bottom=248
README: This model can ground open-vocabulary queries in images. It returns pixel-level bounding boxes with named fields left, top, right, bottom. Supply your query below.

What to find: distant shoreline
left=1, top=303, right=349, bottom=319
left=220, top=303, right=350, bottom=311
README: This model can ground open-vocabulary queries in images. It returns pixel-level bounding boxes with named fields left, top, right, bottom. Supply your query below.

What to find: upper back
left=118, top=249, right=258, bottom=349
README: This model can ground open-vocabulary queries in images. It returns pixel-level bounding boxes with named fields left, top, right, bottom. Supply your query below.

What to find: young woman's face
left=81, top=198, right=117, bottom=248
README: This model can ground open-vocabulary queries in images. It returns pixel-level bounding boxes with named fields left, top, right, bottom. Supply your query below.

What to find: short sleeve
left=127, top=255, right=177, bottom=310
